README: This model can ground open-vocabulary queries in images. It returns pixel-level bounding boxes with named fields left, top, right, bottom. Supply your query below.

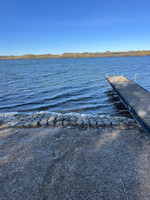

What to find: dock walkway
left=106, top=76, right=150, bottom=133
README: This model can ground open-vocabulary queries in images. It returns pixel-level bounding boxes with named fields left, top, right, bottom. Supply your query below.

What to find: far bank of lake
left=0, top=50, right=150, bottom=60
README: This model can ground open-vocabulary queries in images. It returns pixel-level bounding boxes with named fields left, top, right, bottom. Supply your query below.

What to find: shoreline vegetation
left=0, top=50, right=150, bottom=60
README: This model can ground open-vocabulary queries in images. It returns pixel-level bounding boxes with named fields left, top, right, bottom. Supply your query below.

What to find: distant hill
left=0, top=50, right=150, bottom=60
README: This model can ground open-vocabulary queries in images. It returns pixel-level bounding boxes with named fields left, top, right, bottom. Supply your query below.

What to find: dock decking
left=106, top=76, right=150, bottom=133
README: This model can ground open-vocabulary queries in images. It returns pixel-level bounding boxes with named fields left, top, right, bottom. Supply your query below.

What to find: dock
left=106, top=75, right=150, bottom=133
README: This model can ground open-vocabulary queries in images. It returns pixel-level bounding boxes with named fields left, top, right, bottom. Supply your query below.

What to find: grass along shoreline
left=0, top=50, right=150, bottom=60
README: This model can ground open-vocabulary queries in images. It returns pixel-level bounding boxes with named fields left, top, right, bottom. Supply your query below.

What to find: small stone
left=83, top=120, right=90, bottom=126
left=70, top=117, right=77, bottom=122
left=70, top=120, right=77, bottom=126
left=40, top=119, right=48, bottom=127
left=44, top=113, right=51, bottom=119
left=32, top=113, right=45, bottom=120
left=97, top=121, right=104, bottom=126
left=57, top=116, right=64, bottom=121
left=125, top=120, right=130, bottom=125
left=16, top=122, right=24, bottom=127
left=118, top=120, right=126, bottom=125
left=102, top=120, right=111, bottom=126
left=76, top=120, right=83, bottom=126
left=48, top=116, right=56, bottom=122
left=63, top=120, right=68, bottom=127
left=63, top=115, right=70, bottom=120
left=89, top=120, right=97, bottom=127
left=30, top=121, right=38, bottom=127
left=23, top=121, right=31, bottom=127
left=67, top=121, right=71, bottom=126
left=35, top=116, right=43, bottom=123
left=48, top=120, right=55, bottom=126
left=10, top=122, right=20, bottom=127
left=81, top=116, right=88, bottom=121
left=56, top=121, right=63, bottom=126
left=127, top=119, right=136, bottom=125
left=110, top=121, right=119, bottom=126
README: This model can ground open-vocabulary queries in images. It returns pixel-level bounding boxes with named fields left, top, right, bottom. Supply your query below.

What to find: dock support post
left=105, top=74, right=108, bottom=88
left=113, top=74, right=115, bottom=83
left=134, top=74, right=136, bottom=82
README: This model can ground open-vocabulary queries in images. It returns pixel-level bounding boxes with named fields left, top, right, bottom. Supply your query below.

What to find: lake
left=0, top=56, right=150, bottom=117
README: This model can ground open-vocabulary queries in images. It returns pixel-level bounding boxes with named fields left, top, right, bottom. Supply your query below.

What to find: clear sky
left=0, top=0, right=150, bottom=55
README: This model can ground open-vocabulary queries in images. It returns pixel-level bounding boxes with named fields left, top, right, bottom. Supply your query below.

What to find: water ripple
left=0, top=56, right=150, bottom=116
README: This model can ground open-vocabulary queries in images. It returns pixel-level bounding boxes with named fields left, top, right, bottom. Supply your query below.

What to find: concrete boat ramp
left=106, top=75, right=150, bottom=133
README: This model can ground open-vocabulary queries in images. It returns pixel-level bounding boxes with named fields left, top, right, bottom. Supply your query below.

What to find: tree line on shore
left=0, top=50, right=150, bottom=60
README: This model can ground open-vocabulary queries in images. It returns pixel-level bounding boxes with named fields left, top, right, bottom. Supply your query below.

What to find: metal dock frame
left=106, top=75, right=150, bottom=133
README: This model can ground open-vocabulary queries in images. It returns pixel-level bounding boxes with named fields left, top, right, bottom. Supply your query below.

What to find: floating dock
left=106, top=75, right=150, bottom=133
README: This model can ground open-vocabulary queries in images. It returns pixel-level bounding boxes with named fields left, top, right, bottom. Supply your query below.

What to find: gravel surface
left=0, top=127, right=150, bottom=200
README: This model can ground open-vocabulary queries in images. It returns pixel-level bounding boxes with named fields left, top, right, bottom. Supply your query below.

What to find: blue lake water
left=0, top=56, right=150, bottom=116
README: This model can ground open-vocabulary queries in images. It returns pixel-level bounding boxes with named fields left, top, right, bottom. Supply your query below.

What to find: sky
left=0, top=0, right=150, bottom=55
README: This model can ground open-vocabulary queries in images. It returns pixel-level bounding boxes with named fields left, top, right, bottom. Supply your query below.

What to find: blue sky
left=0, top=0, right=150, bottom=55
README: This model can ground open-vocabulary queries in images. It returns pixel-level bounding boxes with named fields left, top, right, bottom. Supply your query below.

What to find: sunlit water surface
left=0, top=56, right=150, bottom=117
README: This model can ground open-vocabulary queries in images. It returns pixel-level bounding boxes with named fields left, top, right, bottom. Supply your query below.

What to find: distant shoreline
left=0, top=50, right=150, bottom=60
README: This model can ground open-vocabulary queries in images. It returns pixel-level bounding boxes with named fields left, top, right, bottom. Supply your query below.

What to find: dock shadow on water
left=106, top=89, right=133, bottom=118
left=0, top=127, right=150, bottom=200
